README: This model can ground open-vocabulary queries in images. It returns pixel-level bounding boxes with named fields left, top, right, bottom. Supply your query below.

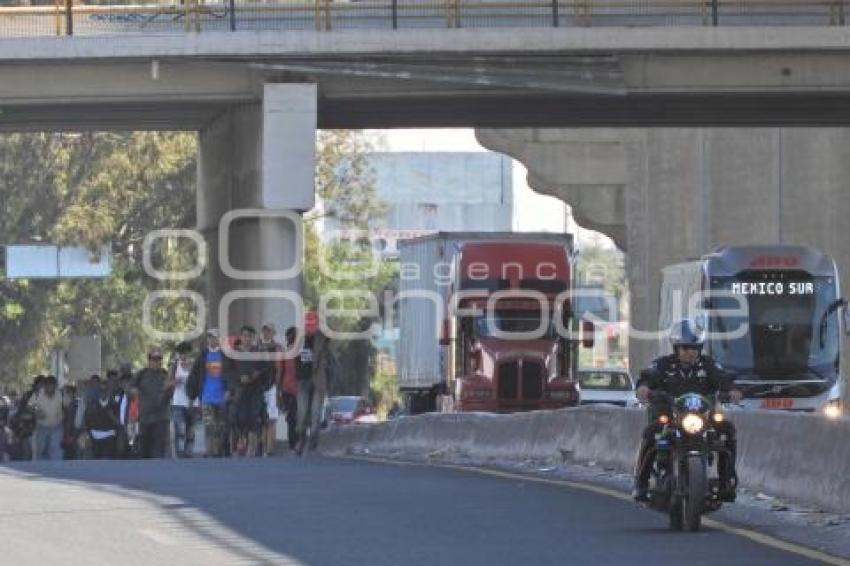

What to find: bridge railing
left=0, top=0, right=844, bottom=37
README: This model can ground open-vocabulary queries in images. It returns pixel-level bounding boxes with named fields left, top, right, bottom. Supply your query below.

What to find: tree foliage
left=0, top=132, right=197, bottom=391
left=306, top=131, right=395, bottom=399
left=576, top=246, right=628, bottom=319
left=0, top=129, right=393, bottom=400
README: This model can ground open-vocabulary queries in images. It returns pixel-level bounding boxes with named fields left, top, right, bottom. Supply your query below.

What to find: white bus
left=658, top=245, right=845, bottom=414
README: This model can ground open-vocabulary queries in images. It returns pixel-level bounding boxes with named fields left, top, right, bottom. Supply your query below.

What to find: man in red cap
left=294, top=315, right=332, bottom=455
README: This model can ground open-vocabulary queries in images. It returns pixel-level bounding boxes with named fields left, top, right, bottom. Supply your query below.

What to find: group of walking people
left=0, top=367, right=139, bottom=461
left=0, top=319, right=332, bottom=461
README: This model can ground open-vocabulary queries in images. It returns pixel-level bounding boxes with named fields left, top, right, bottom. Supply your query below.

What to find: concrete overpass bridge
left=3, top=25, right=850, bottom=367
left=6, top=28, right=850, bottom=129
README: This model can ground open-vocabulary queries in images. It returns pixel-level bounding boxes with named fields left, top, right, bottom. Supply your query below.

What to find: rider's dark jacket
left=637, top=354, right=734, bottom=399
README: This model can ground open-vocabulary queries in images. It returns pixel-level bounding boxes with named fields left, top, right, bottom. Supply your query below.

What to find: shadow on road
left=0, top=456, right=346, bottom=565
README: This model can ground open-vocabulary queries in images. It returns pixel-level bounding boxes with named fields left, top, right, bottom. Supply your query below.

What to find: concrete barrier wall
left=321, top=406, right=850, bottom=513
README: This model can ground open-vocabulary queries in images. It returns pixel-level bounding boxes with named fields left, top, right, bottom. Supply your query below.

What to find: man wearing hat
left=294, top=324, right=333, bottom=455
left=258, top=322, right=283, bottom=457
left=131, top=348, right=174, bottom=459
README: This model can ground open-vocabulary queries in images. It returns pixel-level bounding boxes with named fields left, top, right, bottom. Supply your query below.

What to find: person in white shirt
left=170, top=342, right=197, bottom=458
left=259, top=322, right=283, bottom=457
left=30, top=375, right=63, bottom=460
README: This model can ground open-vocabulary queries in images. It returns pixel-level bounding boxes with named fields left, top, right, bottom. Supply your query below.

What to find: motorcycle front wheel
left=684, top=454, right=707, bottom=532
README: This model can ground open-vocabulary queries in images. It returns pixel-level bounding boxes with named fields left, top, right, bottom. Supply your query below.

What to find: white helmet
left=669, top=319, right=705, bottom=350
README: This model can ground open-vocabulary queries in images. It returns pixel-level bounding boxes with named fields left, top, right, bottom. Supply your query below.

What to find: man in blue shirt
left=188, top=329, right=231, bottom=457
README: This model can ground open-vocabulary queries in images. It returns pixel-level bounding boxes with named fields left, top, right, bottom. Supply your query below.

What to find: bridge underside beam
left=6, top=92, right=850, bottom=131
left=319, top=93, right=850, bottom=129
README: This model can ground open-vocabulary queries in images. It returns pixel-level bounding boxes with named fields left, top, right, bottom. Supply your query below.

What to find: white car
left=577, top=369, right=639, bottom=408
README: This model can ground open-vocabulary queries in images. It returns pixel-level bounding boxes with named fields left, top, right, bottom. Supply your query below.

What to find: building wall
left=323, top=152, right=514, bottom=256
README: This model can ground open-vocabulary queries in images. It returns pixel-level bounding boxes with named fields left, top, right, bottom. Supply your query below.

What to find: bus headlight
left=681, top=414, right=705, bottom=434
left=824, top=401, right=842, bottom=420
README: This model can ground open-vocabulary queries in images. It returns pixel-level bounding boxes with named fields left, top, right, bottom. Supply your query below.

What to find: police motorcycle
left=644, top=388, right=734, bottom=532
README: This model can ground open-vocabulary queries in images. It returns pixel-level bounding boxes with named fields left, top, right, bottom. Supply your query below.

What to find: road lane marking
left=337, top=454, right=850, bottom=566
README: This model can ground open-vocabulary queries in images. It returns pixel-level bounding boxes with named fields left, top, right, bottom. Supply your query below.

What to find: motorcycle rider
left=632, top=319, right=742, bottom=503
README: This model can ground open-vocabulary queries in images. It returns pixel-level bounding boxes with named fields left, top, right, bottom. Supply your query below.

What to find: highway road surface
left=0, top=456, right=833, bottom=565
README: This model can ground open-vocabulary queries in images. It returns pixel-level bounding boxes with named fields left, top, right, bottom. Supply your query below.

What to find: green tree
left=0, top=129, right=393, bottom=400
left=0, top=132, right=198, bottom=391
left=305, top=131, right=396, bottom=400
left=576, top=246, right=627, bottom=319
left=575, top=245, right=629, bottom=367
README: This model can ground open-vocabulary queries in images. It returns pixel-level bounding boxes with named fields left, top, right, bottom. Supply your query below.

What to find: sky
left=369, top=128, right=616, bottom=250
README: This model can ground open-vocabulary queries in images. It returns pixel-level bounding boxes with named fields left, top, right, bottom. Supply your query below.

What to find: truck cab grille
left=521, top=361, right=544, bottom=400
left=497, top=360, right=544, bottom=402
left=498, top=361, right=519, bottom=400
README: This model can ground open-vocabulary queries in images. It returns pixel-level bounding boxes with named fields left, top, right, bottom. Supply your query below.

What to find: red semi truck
left=397, top=232, right=591, bottom=414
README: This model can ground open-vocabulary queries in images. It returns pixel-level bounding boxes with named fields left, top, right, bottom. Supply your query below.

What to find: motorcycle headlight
left=681, top=414, right=705, bottom=434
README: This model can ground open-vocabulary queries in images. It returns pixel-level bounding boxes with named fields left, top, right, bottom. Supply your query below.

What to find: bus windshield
left=706, top=271, right=839, bottom=380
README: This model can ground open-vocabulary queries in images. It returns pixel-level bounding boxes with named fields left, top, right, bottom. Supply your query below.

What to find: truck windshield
left=474, top=310, right=557, bottom=340
left=706, top=271, right=839, bottom=380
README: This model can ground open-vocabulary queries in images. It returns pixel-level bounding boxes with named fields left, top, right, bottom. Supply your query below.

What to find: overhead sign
left=4, top=244, right=111, bottom=279
left=58, top=245, right=111, bottom=278
left=5, top=245, right=58, bottom=278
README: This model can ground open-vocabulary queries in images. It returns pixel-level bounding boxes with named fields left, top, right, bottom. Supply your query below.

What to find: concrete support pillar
left=198, top=83, right=317, bottom=334
left=477, top=128, right=850, bottom=375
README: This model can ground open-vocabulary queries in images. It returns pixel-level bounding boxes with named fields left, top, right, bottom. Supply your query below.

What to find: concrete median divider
left=732, top=409, right=850, bottom=513
left=321, top=406, right=850, bottom=514
left=320, top=407, right=644, bottom=473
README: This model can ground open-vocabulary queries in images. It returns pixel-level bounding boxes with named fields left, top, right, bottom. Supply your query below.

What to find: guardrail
left=0, top=0, right=845, bottom=36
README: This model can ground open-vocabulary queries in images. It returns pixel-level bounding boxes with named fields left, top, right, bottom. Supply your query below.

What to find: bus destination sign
left=730, top=282, right=815, bottom=296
